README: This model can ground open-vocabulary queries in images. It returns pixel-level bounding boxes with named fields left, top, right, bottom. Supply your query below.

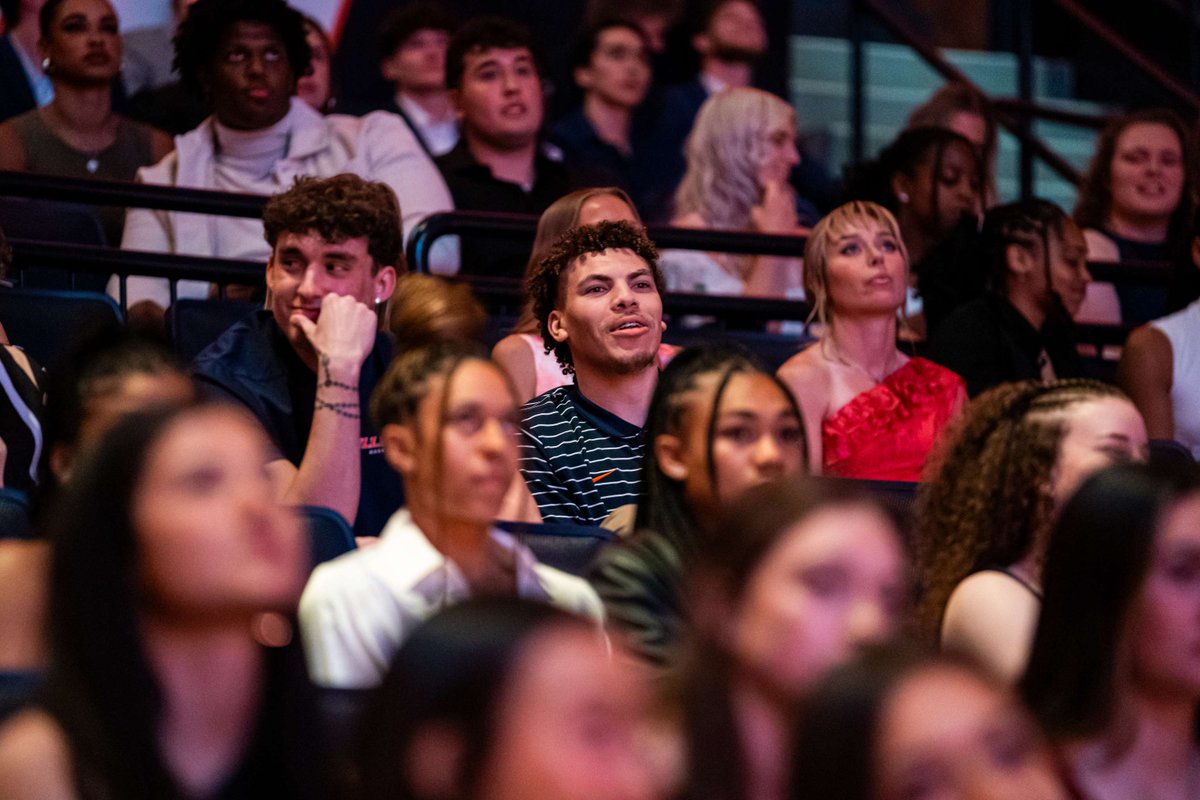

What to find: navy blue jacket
left=193, top=310, right=404, bottom=537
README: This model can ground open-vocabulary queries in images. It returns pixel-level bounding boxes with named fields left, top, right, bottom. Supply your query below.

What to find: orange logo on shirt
left=592, top=469, right=618, bottom=483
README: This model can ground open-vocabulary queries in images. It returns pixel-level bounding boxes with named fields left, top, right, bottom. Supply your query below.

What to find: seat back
left=301, top=505, right=357, bottom=569
left=0, top=488, right=32, bottom=540
left=0, top=288, right=121, bottom=370
left=167, top=298, right=258, bottom=363
left=0, top=671, right=42, bottom=724
left=1149, top=438, right=1195, bottom=468
left=496, top=520, right=616, bottom=577
left=1, top=198, right=108, bottom=291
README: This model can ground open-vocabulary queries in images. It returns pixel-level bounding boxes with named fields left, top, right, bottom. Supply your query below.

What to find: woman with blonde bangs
left=777, top=201, right=965, bottom=480
left=916, top=379, right=1147, bottom=683
left=663, top=87, right=811, bottom=299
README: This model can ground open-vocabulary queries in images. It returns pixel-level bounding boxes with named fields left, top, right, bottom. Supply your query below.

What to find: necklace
left=822, top=338, right=898, bottom=385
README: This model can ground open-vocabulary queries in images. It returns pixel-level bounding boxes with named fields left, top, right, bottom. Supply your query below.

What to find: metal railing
left=1047, top=0, right=1200, bottom=114
left=0, top=175, right=1178, bottom=353
left=848, top=0, right=1087, bottom=196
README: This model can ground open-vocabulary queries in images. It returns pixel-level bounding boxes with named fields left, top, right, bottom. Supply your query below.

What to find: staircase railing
left=848, top=0, right=1086, bottom=199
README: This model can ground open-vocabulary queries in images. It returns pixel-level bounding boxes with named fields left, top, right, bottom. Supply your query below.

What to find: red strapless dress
left=821, top=357, right=964, bottom=481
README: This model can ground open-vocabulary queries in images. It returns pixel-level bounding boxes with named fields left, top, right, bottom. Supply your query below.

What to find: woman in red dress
left=778, top=201, right=965, bottom=480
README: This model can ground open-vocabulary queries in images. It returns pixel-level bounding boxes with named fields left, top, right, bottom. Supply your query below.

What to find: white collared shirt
left=397, top=93, right=459, bottom=157
left=298, top=508, right=604, bottom=689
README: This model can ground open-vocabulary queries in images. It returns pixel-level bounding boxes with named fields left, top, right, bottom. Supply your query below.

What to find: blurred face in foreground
left=873, top=664, right=1069, bottom=800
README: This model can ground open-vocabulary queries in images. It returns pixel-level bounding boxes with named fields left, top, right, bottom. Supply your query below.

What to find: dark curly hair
left=1074, top=108, right=1196, bottom=246
left=914, top=378, right=1127, bottom=641
left=445, top=16, right=543, bottom=91
left=376, top=2, right=459, bottom=63
left=263, top=174, right=405, bottom=271
left=526, top=219, right=662, bottom=372
left=173, top=0, right=311, bottom=97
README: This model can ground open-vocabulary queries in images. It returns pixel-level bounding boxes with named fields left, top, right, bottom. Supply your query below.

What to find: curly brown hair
left=913, top=378, right=1127, bottom=641
left=1073, top=108, right=1196, bottom=248
left=525, top=219, right=663, bottom=373
left=262, top=174, right=405, bottom=271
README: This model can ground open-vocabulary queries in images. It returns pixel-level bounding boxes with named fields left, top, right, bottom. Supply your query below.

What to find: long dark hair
left=680, top=477, right=897, bottom=800
left=354, top=598, right=589, bottom=800
left=1021, top=461, right=1200, bottom=744
left=633, top=342, right=806, bottom=551
left=847, top=126, right=983, bottom=229
left=42, top=403, right=328, bottom=799
left=41, top=406, right=198, bottom=798
left=1074, top=108, right=1196, bottom=248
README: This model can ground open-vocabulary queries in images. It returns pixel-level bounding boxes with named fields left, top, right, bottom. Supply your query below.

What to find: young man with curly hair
left=117, top=0, right=453, bottom=315
left=192, top=174, right=403, bottom=537
left=519, top=220, right=666, bottom=526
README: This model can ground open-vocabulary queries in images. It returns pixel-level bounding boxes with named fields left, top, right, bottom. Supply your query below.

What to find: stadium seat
left=495, top=520, right=616, bottom=577
left=0, top=671, right=42, bottom=724
left=0, top=287, right=121, bottom=370
left=0, top=488, right=31, bottom=540
left=167, top=298, right=258, bottom=364
left=0, top=197, right=108, bottom=291
left=1149, top=438, right=1195, bottom=468
left=301, top=505, right=357, bottom=569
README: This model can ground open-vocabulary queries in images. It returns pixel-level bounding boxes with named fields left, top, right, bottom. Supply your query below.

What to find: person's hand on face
left=751, top=179, right=799, bottom=234
left=291, top=294, right=378, bottom=383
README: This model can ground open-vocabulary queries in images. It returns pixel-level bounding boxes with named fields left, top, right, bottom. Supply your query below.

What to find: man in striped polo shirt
left=520, top=220, right=666, bottom=525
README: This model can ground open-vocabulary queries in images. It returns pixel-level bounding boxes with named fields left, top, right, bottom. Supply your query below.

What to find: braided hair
left=914, top=378, right=1127, bottom=640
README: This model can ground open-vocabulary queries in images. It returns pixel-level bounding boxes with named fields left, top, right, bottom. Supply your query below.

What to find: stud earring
left=374, top=297, right=382, bottom=306
left=897, top=191, right=910, bottom=203
left=41, top=57, right=51, bottom=72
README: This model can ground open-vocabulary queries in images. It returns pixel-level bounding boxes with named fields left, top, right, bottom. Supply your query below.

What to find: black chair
left=496, top=520, right=616, bottom=577
left=301, top=505, right=357, bottom=570
left=0, top=488, right=31, bottom=540
left=664, top=327, right=810, bottom=372
left=0, top=287, right=122, bottom=370
left=0, top=197, right=108, bottom=291
left=1149, top=438, right=1195, bottom=468
left=167, top=298, right=258, bottom=364
left=0, top=671, right=42, bottom=724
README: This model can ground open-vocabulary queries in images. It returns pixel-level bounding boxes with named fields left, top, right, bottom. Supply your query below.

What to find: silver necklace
left=823, top=338, right=898, bottom=385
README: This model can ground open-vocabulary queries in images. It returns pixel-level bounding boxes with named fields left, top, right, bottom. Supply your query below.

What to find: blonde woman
left=777, top=201, right=965, bottom=480
left=664, top=87, right=809, bottom=298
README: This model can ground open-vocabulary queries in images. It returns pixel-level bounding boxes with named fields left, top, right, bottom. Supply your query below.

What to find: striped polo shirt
left=519, top=384, right=645, bottom=526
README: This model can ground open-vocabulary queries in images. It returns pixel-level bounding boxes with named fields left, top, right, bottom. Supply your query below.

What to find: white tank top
left=1151, top=300, right=1200, bottom=458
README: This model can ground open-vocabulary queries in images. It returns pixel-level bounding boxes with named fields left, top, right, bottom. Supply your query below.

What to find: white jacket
left=117, top=98, right=455, bottom=307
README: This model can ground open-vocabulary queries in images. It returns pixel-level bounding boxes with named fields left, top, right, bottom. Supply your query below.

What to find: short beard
left=608, top=346, right=659, bottom=376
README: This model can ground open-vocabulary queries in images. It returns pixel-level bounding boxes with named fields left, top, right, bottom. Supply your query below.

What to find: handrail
left=405, top=211, right=809, bottom=275
left=445, top=273, right=815, bottom=321
left=852, top=0, right=1083, bottom=186
left=1050, top=0, right=1200, bottom=112
left=990, top=97, right=1108, bottom=130
left=9, top=239, right=263, bottom=283
left=8, top=237, right=1163, bottom=346
left=0, top=171, right=268, bottom=217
